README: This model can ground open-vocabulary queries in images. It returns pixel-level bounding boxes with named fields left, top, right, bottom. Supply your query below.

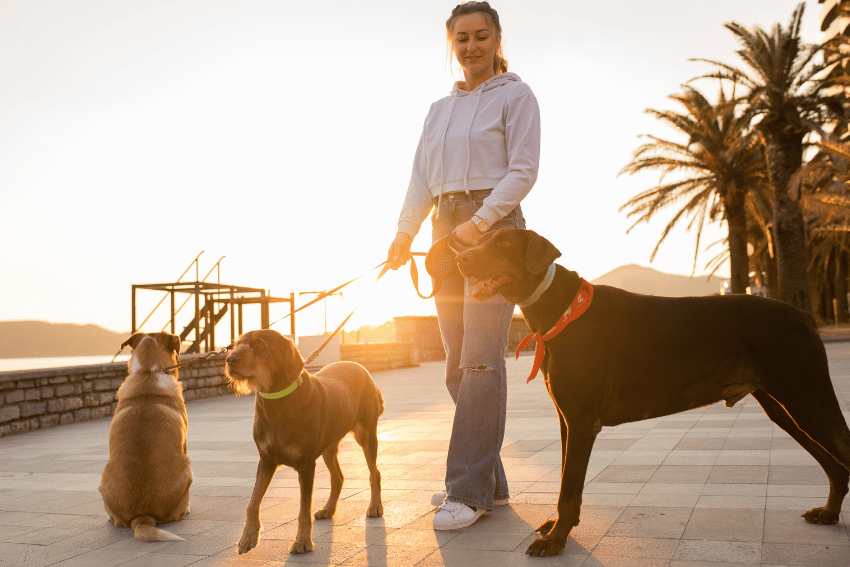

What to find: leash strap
left=303, top=307, right=357, bottom=366
left=161, top=343, right=234, bottom=373
left=300, top=253, right=416, bottom=366
left=409, top=256, right=442, bottom=299
left=516, top=279, right=594, bottom=383
left=266, top=260, right=389, bottom=329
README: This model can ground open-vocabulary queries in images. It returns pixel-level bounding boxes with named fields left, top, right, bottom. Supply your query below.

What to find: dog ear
left=523, top=230, right=561, bottom=274
left=168, top=334, right=183, bottom=362
left=282, top=336, right=305, bottom=380
left=167, top=334, right=182, bottom=358
left=266, top=331, right=305, bottom=381
left=121, top=332, right=145, bottom=351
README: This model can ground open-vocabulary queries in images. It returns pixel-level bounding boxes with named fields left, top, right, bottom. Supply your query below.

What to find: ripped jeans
left=431, top=191, right=525, bottom=511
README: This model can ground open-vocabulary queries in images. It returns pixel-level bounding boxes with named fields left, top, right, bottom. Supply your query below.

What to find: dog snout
left=226, top=353, right=240, bottom=366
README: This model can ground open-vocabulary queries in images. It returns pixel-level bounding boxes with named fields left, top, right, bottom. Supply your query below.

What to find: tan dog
left=99, top=332, right=192, bottom=542
left=225, top=329, right=384, bottom=554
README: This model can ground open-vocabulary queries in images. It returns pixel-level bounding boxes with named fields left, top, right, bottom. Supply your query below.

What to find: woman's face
left=450, top=12, right=498, bottom=85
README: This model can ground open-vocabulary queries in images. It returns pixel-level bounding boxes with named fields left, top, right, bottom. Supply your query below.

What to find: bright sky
left=0, top=0, right=819, bottom=338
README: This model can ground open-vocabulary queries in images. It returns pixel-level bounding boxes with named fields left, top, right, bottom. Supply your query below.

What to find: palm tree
left=694, top=3, right=846, bottom=312
left=794, top=139, right=850, bottom=322
left=620, top=85, right=767, bottom=294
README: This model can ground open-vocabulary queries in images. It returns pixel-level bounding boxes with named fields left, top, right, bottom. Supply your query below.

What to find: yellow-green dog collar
left=258, top=374, right=304, bottom=399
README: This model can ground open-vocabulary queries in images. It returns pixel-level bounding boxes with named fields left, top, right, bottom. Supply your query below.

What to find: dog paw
left=535, top=520, right=555, bottom=536
left=803, top=507, right=840, bottom=525
left=314, top=508, right=335, bottom=520
left=367, top=503, right=384, bottom=518
left=237, top=526, right=260, bottom=554
left=526, top=536, right=564, bottom=557
left=289, top=539, right=314, bottom=554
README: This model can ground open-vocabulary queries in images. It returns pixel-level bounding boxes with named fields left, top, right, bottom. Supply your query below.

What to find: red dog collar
left=515, top=279, right=594, bottom=383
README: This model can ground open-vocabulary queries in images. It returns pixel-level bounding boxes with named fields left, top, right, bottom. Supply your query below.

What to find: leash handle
left=409, top=256, right=442, bottom=300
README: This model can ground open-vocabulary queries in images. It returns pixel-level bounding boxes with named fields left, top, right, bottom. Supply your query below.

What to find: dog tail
left=130, top=516, right=184, bottom=542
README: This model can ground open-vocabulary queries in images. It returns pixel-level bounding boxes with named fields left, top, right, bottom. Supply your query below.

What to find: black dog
left=457, top=228, right=850, bottom=557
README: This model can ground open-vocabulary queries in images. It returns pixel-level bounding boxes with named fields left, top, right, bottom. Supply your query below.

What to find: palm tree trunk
left=761, top=129, right=813, bottom=313
left=765, top=248, right=779, bottom=299
left=724, top=186, right=749, bottom=294
left=837, top=251, right=849, bottom=324
left=808, top=263, right=824, bottom=327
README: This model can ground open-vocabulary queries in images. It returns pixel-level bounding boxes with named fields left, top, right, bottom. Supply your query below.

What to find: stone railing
left=0, top=342, right=418, bottom=437
left=0, top=356, right=230, bottom=438
left=340, top=342, right=416, bottom=372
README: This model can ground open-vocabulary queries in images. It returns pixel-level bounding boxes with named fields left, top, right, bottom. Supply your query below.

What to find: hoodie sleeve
left=396, top=114, right=433, bottom=239
left=475, top=87, right=541, bottom=227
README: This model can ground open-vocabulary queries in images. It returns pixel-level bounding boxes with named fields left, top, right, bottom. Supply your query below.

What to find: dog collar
left=515, top=279, right=594, bottom=383
left=258, top=374, right=304, bottom=399
left=517, top=264, right=556, bottom=308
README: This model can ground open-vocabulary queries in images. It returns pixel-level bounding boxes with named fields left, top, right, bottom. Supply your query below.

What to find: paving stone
left=761, top=541, right=850, bottom=566
left=682, top=508, right=764, bottom=542
left=607, top=507, right=692, bottom=539
left=763, top=509, right=850, bottom=545
left=592, top=535, right=679, bottom=559
left=672, top=539, right=762, bottom=563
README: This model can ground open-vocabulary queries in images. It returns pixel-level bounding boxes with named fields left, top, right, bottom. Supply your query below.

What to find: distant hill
left=0, top=321, right=130, bottom=359
left=592, top=264, right=723, bottom=297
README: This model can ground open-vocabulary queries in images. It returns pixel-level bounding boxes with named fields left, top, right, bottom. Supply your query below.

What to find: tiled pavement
left=3, top=344, right=850, bottom=566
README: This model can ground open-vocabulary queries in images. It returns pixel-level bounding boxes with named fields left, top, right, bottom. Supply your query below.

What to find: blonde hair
left=446, top=1, right=508, bottom=74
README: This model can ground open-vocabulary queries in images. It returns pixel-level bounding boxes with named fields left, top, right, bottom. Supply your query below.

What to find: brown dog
left=457, top=228, right=850, bottom=557
left=99, top=332, right=192, bottom=542
left=225, top=329, right=384, bottom=554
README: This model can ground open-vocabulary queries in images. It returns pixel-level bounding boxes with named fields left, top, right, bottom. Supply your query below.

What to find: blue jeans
left=431, top=191, right=525, bottom=511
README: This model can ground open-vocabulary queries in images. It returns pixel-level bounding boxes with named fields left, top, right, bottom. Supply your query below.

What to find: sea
left=0, top=355, right=132, bottom=373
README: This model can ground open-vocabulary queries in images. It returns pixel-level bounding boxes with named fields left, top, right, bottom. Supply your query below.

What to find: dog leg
left=291, top=462, right=316, bottom=554
left=535, top=412, right=568, bottom=540
left=238, top=458, right=277, bottom=554
left=752, top=389, right=850, bottom=524
left=528, top=415, right=599, bottom=557
left=315, top=442, right=343, bottom=520
left=354, top=422, right=384, bottom=518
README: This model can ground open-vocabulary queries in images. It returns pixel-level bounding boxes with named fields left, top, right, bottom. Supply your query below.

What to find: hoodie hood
left=450, top=72, right=521, bottom=97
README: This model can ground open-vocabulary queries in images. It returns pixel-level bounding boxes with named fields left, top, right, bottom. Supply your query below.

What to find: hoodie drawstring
left=434, top=94, right=458, bottom=220
left=463, top=88, right=483, bottom=195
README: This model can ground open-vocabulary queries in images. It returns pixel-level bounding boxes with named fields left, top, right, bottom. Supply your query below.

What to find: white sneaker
left=433, top=501, right=484, bottom=530
left=430, top=491, right=509, bottom=507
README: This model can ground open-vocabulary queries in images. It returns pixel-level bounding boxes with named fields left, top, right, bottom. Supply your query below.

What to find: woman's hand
left=387, top=232, right=413, bottom=270
left=453, top=220, right=484, bottom=247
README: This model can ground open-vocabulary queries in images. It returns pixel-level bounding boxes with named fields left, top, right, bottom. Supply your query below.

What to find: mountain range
left=0, top=321, right=130, bottom=359
left=1, top=265, right=723, bottom=358
left=592, top=264, right=724, bottom=297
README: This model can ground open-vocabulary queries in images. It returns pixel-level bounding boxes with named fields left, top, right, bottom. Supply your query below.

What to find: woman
left=386, top=1, right=541, bottom=530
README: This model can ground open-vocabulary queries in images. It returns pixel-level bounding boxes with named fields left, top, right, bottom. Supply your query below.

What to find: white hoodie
left=397, top=72, right=541, bottom=238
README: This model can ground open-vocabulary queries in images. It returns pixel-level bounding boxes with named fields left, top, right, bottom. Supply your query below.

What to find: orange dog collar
left=516, top=279, right=594, bottom=383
